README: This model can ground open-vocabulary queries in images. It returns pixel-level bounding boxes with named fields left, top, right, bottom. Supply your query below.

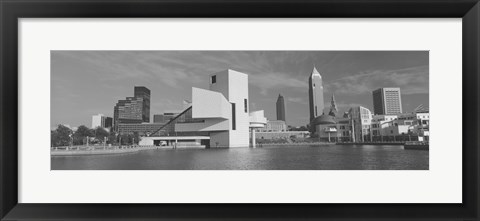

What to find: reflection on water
left=51, top=145, right=429, bottom=170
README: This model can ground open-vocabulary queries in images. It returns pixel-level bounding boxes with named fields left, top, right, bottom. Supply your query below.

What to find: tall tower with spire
left=308, top=66, right=324, bottom=123
left=329, top=94, right=338, bottom=117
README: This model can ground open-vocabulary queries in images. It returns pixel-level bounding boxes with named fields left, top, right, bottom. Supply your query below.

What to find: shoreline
left=51, top=142, right=426, bottom=156
left=257, top=142, right=335, bottom=146
left=51, top=146, right=164, bottom=156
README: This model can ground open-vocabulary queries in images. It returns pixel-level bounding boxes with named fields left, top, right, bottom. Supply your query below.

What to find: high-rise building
left=104, top=117, right=113, bottom=128
left=91, top=114, right=104, bottom=128
left=372, top=88, right=403, bottom=115
left=276, top=94, right=286, bottom=122
left=134, top=86, right=151, bottom=123
left=91, top=114, right=114, bottom=130
left=113, top=97, right=144, bottom=131
left=308, top=66, right=324, bottom=123
left=113, top=86, right=151, bottom=132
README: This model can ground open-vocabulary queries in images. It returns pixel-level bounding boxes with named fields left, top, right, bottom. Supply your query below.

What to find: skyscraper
left=134, top=86, right=151, bottom=123
left=276, top=94, right=286, bottom=122
left=91, top=114, right=105, bottom=128
left=113, top=97, right=144, bottom=131
left=372, top=88, right=403, bottom=115
left=308, top=66, right=324, bottom=123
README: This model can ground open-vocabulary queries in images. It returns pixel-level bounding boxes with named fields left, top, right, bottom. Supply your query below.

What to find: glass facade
left=134, top=86, right=151, bottom=123
left=372, top=88, right=403, bottom=115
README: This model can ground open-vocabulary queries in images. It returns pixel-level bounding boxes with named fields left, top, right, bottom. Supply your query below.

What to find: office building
left=113, top=97, right=144, bottom=131
left=257, top=120, right=287, bottom=132
left=113, top=86, right=151, bottom=132
left=308, top=66, right=324, bottom=125
left=153, top=112, right=181, bottom=124
left=153, top=114, right=165, bottom=123
left=276, top=94, right=286, bottom=122
left=91, top=114, right=113, bottom=129
left=372, top=88, right=403, bottom=115
left=117, top=123, right=165, bottom=136
left=134, top=86, right=151, bottom=123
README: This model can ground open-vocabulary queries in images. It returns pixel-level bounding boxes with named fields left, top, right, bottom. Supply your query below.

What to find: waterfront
left=51, top=144, right=428, bottom=170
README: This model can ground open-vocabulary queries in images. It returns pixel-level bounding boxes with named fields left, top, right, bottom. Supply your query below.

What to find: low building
left=313, top=114, right=338, bottom=142
left=255, top=131, right=309, bottom=140
left=256, top=120, right=287, bottom=132
left=117, top=123, right=165, bottom=136
left=371, top=115, right=398, bottom=136
left=370, top=112, right=429, bottom=141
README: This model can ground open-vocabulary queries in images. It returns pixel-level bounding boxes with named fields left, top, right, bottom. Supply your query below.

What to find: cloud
left=250, top=73, right=307, bottom=95
left=287, top=97, right=307, bottom=105
left=52, top=51, right=205, bottom=88
left=326, top=65, right=428, bottom=95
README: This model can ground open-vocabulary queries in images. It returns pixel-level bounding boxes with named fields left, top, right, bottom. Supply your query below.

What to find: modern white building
left=249, top=110, right=267, bottom=147
left=349, top=106, right=373, bottom=142
left=175, top=69, right=252, bottom=148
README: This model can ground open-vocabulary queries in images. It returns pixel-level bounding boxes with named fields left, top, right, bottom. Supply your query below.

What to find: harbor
left=51, top=144, right=429, bottom=170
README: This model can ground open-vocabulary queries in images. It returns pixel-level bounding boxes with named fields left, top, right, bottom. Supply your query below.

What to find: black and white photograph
left=50, top=51, right=429, bottom=170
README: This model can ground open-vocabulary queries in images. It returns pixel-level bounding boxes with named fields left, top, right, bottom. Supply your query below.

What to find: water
left=51, top=145, right=429, bottom=170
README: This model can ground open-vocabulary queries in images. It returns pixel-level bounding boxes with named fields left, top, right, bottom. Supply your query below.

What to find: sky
left=51, top=51, right=429, bottom=128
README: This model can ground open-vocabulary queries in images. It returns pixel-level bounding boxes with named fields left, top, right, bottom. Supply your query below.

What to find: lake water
left=51, top=144, right=428, bottom=170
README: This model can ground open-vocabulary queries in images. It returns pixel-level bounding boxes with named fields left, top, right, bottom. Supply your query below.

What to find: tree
left=51, top=124, right=72, bottom=147
left=73, top=125, right=94, bottom=145
left=133, top=132, right=140, bottom=145
left=108, top=130, right=117, bottom=145
left=120, top=134, right=133, bottom=145
left=94, top=127, right=109, bottom=141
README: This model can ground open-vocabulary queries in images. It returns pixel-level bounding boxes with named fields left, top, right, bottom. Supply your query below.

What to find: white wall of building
left=91, top=114, right=104, bottom=128
left=175, top=118, right=229, bottom=132
left=174, top=69, right=251, bottom=148
left=191, top=87, right=230, bottom=119
left=209, top=70, right=250, bottom=148
left=210, top=131, right=230, bottom=148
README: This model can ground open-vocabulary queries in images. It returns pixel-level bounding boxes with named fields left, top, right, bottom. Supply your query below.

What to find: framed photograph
left=1, top=0, right=479, bottom=220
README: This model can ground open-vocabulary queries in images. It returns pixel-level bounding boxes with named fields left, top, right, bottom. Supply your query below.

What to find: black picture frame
left=1, top=0, right=479, bottom=220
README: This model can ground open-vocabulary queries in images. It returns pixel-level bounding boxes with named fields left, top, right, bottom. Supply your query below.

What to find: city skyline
left=51, top=51, right=429, bottom=128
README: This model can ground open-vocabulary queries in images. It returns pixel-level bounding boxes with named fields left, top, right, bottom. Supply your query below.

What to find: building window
left=211, top=75, right=216, bottom=84
left=244, top=99, right=247, bottom=113
left=231, top=103, right=236, bottom=130
left=315, top=106, right=318, bottom=116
